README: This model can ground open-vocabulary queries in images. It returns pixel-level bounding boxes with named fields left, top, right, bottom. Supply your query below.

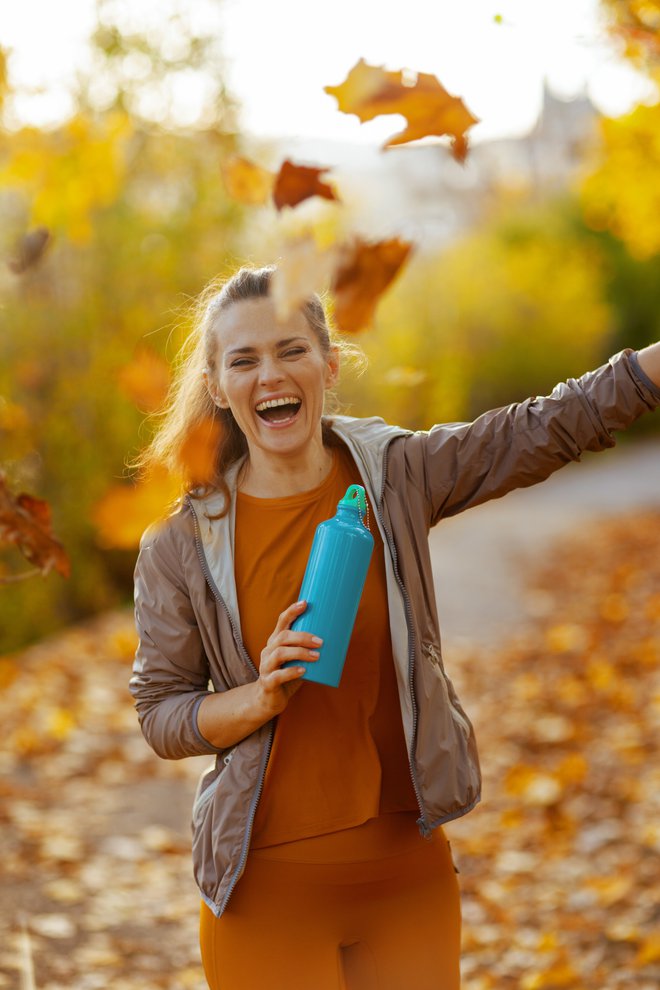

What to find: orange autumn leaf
left=179, top=417, right=222, bottom=487
left=325, top=59, right=479, bottom=161
left=521, top=962, right=579, bottom=990
left=330, top=236, right=413, bottom=334
left=117, top=346, right=171, bottom=413
left=7, top=226, right=51, bottom=274
left=92, top=467, right=181, bottom=550
left=220, top=154, right=274, bottom=206
left=0, top=474, right=70, bottom=578
left=635, top=933, right=660, bottom=966
left=93, top=420, right=221, bottom=548
left=554, top=753, right=588, bottom=786
left=272, top=159, right=339, bottom=211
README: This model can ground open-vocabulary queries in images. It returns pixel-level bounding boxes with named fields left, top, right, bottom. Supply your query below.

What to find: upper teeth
left=256, top=397, right=301, bottom=411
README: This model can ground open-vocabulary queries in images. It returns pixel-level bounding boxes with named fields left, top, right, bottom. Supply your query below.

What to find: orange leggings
left=199, top=811, right=461, bottom=990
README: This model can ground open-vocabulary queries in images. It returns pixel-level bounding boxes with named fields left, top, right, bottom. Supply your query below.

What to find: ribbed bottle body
left=287, top=504, right=374, bottom=687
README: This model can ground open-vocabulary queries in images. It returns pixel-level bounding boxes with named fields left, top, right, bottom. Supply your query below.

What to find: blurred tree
left=340, top=199, right=612, bottom=430
left=0, top=0, right=246, bottom=651
left=576, top=3, right=660, bottom=363
left=601, top=0, right=660, bottom=75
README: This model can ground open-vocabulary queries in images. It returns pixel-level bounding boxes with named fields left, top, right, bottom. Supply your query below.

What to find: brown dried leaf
left=273, top=159, right=339, bottom=211
left=325, top=59, right=479, bottom=160
left=0, top=474, right=70, bottom=578
left=7, top=226, right=51, bottom=274
left=330, top=236, right=413, bottom=334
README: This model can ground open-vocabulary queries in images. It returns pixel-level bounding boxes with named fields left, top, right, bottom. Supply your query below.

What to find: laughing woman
left=130, top=265, right=660, bottom=990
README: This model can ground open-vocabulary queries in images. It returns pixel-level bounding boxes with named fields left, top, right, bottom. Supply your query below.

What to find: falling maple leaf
left=330, top=236, right=413, bottom=334
left=179, top=417, right=222, bottom=487
left=92, top=466, right=180, bottom=550
left=7, top=226, right=51, bottom=274
left=117, top=346, right=171, bottom=413
left=92, top=419, right=220, bottom=549
left=272, top=159, right=340, bottom=210
left=0, top=474, right=70, bottom=578
left=325, top=59, right=479, bottom=161
left=220, top=154, right=274, bottom=206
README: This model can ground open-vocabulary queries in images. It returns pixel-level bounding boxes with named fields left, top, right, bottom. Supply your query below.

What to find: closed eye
left=228, top=346, right=308, bottom=368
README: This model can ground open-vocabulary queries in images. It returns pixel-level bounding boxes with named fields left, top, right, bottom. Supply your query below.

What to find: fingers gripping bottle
left=284, top=484, right=374, bottom=687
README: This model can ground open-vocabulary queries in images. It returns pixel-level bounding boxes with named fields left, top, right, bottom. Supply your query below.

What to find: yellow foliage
left=635, top=933, right=660, bottom=966
left=0, top=111, right=133, bottom=243
left=343, top=210, right=612, bottom=429
left=581, top=104, right=660, bottom=259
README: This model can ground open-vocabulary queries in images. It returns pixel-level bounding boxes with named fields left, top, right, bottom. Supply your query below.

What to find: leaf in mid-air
left=92, top=467, right=180, bottom=550
left=272, top=160, right=340, bottom=211
left=93, top=419, right=222, bottom=548
left=178, top=418, right=222, bottom=488
left=0, top=475, right=70, bottom=577
left=117, top=347, right=171, bottom=413
left=220, top=155, right=274, bottom=205
left=7, top=226, right=51, bottom=274
left=330, top=236, right=413, bottom=334
left=325, top=59, right=479, bottom=161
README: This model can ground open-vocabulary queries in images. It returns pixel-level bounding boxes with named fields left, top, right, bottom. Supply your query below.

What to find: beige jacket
left=130, top=349, right=659, bottom=917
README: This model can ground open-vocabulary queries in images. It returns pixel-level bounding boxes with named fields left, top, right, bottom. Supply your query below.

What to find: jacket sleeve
left=417, top=348, right=660, bottom=526
left=130, top=522, right=227, bottom=760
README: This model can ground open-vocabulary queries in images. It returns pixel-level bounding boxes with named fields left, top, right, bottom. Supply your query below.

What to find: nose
left=258, top=355, right=285, bottom=387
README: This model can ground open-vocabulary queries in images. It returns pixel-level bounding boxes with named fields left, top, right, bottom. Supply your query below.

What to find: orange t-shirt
left=233, top=442, right=418, bottom=848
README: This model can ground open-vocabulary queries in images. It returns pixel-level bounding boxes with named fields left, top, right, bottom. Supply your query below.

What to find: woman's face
left=208, top=296, right=339, bottom=463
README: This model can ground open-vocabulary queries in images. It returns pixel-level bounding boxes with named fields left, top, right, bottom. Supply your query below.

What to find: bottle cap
left=338, top=484, right=368, bottom=517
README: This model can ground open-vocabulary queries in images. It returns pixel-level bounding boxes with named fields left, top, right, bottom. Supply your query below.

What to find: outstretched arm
left=398, top=348, right=659, bottom=527
left=637, top=342, right=660, bottom=388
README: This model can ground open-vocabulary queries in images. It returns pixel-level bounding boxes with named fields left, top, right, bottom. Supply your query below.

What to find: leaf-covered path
left=1, top=441, right=659, bottom=989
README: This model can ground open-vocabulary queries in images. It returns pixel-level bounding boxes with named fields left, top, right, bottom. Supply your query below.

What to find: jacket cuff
left=629, top=350, right=660, bottom=402
left=192, top=693, right=228, bottom=755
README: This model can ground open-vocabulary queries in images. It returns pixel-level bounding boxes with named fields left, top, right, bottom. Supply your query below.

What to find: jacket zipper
left=186, top=495, right=276, bottom=910
left=377, top=446, right=431, bottom=838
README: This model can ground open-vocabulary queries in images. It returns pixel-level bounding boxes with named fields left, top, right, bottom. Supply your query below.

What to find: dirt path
left=430, top=437, right=660, bottom=651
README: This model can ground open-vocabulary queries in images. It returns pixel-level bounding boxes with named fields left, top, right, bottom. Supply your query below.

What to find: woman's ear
left=324, top=345, right=340, bottom=390
left=203, top=369, right=229, bottom=409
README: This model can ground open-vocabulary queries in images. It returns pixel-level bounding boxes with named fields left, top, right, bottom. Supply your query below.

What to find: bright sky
left=0, top=0, right=655, bottom=143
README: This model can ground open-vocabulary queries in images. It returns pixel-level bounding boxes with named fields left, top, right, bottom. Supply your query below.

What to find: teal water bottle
left=284, top=484, right=374, bottom=687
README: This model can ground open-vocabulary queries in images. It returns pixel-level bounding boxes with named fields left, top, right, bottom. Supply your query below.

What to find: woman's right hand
left=255, top=600, right=321, bottom=717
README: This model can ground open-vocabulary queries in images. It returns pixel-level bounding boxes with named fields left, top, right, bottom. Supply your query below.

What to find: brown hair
left=134, top=264, right=362, bottom=517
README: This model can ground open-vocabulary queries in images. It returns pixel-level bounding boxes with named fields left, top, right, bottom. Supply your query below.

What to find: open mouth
left=255, top=396, right=302, bottom=426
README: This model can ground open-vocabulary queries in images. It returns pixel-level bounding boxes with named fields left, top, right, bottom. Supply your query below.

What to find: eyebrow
left=225, top=336, right=308, bottom=357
